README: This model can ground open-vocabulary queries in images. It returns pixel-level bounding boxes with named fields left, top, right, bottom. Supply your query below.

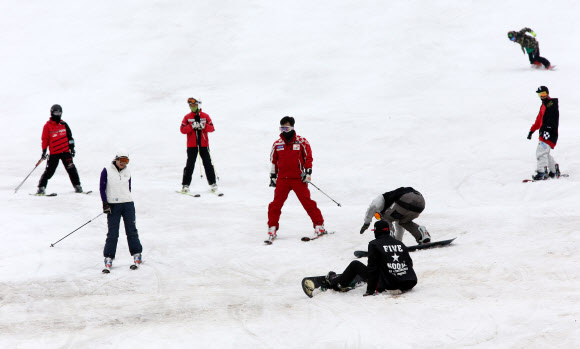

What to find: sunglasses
left=538, top=92, right=548, bottom=97
left=118, top=157, right=130, bottom=164
left=280, top=126, right=294, bottom=132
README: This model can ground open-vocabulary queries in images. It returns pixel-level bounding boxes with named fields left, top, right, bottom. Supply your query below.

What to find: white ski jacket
left=99, top=162, right=132, bottom=203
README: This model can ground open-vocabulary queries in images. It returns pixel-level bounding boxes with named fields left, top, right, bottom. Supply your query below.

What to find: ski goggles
left=538, top=92, right=548, bottom=97
left=187, top=97, right=201, bottom=105
left=117, top=157, right=130, bottom=164
left=51, top=111, right=62, bottom=116
left=280, top=126, right=294, bottom=132
left=510, top=37, right=516, bottom=41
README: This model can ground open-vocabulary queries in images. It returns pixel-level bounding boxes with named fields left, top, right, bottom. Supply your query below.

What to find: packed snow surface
left=1, top=1, right=579, bottom=348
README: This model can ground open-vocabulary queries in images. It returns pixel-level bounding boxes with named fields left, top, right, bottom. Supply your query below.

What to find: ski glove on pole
left=41, top=148, right=48, bottom=160
left=527, top=131, right=533, bottom=140
left=301, top=168, right=312, bottom=183
left=269, top=174, right=277, bottom=188
left=360, top=223, right=370, bottom=234
left=103, top=202, right=112, bottom=215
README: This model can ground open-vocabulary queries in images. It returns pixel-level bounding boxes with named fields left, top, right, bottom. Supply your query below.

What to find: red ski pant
left=268, top=179, right=324, bottom=230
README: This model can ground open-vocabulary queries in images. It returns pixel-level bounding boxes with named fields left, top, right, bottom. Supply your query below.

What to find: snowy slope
left=1, top=1, right=579, bottom=348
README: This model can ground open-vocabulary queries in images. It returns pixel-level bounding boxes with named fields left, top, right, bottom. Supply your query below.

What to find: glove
left=269, top=173, right=277, bottom=188
left=531, top=31, right=536, bottom=37
left=41, top=148, right=48, bottom=160
left=360, top=223, right=370, bottom=234
left=191, top=121, right=200, bottom=130
left=200, top=121, right=206, bottom=129
left=103, top=202, right=112, bottom=215
left=301, top=168, right=312, bottom=183
left=70, top=148, right=75, bottom=157
left=363, top=291, right=376, bottom=297
left=527, top=131, right=533, bottom=140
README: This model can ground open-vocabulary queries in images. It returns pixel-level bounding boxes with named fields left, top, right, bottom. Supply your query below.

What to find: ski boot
left=417, top=226, right=431, bottom=244
left=103, top=257, right=113, bottom=273
left=209, top=184, right=223, bottom=196
left=36, top=187, right=46, bottom=195
left=555, top=164, right=561, bottom=178
left=532, top=167, right=548, bottom=181
left=130, top=253, right=142, bottom=270
left=74, top=185, right=83, bottom=193
left=314, top=225, right=327, bottom=237
left=265, top=226, right=277, bottom=244
left=181, top=185, right=190, bottom=193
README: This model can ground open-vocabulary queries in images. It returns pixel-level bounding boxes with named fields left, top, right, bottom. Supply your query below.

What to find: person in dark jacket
left=527, top=86, right=560, bottom=180
left=325, top=221, right=417, bottom=296
left=360, top=187, right=431, bottom=244
left=37, top=104, right=83, bottom=195
left=507, top=28, right=551, bottom=69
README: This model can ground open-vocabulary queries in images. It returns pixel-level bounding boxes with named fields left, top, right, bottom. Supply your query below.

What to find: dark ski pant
left=528, top=47, right=550, bottom=68
left=103, top=202, right=142, bottom=259
left=38, top=152, right=81, bottom=188
left=268, top=179, right=324, bottom=230
left=182, top=146, right=216, bottom=186
left=333, top=261, right=416, bottom=292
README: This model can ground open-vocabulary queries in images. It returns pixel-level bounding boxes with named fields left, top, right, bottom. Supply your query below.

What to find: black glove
left=301, top=168, right=312, bottom=183
left=103, top=202, right=112, bottom=215
left=41, top=148, right=47, bottom=160
left=70, top=148, right=75, bottom=157
left=360, top=223, right=370, bottom=234
left=269, top=173, right=277, bottom=188
left=527, top=131, right=533, bottom=140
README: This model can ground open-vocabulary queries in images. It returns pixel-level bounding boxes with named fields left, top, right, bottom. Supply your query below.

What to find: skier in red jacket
left=179, top=97, right=220, bottom=195
left=37, top=104, right=83, bottom=195
left=266, top=116, right=325, bottom=243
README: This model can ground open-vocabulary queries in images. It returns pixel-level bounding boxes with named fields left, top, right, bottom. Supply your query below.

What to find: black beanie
left=535, top=86, right=549, bottom=94
left=373, top=221, right=390, bottom=238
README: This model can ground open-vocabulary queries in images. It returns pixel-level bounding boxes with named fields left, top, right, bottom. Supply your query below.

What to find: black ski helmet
left=50, top=104, right=62, bottom=116
left=373, top=220, right=390, bottom=239
left=507, top=31, right=516, bottom=40
left=535, top=86, right=549, bottom=94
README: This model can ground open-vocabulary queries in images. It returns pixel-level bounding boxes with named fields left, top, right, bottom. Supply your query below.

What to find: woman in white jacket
left=99, top=152, right=143, bottom=273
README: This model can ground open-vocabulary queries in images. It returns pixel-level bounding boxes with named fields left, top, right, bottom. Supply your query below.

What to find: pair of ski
left=176, top=189, right=224, bottom=197
left=102, top=263, right=141, bottom=273
left=30, top=191, right=93, bottom=197
left=264, top=231, right=334, bottom=245
left=522, top=173, right=568, bottom=183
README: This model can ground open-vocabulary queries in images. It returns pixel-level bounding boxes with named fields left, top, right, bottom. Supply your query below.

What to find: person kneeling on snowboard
left=325, top=221, right=417, bottom=296
left=360, top=187, right=431, bottom=244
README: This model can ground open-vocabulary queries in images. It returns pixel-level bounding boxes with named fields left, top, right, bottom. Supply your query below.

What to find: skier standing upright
left=527, top=86, right=560, bottom=180
left=360, top=187, right=431, bottom=244
left=100, top=152, right=143, bottom=273
left=37, top=104, right=83, bottom=195
left=179, top=97, right=220, bottom=195
left=267, top=116, right=326, bottom=243
left=507, top=28, right=551, bottom=69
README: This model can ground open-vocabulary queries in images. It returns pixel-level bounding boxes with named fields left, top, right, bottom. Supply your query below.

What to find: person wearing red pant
left=266, top=116, right=325, bottom=243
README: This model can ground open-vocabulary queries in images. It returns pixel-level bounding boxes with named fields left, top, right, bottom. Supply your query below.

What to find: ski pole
left=14, top=157, right=45, bottom=193
left=309, top=182, right=341, bottom=207
left=50, top=213, right=104, bottom=247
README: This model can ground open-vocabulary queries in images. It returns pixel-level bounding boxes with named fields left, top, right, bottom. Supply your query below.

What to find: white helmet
left=115, top=151, right=129, bottom=160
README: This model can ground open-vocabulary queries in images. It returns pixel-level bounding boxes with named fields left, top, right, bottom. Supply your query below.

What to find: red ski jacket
left=270, top=133, right=313, bottom=179
left=530, top=97, right=559, bottom=149
left=180, top=110, right=214, bottom=148
left=41, top=119, right=73, bottom=154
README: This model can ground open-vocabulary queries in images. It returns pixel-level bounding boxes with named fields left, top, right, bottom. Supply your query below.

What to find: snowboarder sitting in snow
left=507, top=28, right=551, bottom=69
left=360, top=187, right=431, bottom=244
left=324, top=221, right=417, bottom=296
left=527, top=86, right=560, bottom=180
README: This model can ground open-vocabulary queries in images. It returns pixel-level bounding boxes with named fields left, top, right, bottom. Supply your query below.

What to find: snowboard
left=531, top=64, right=556, bottom=71
left=176, top=190, right=200, bottom=197
left=301, top=274, right=364, bottom=298
left=30, top=193, right=57, bottom=197
left=354, top=238, right=457, bottom=258
left=523, top=173, right=568, bottom=183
